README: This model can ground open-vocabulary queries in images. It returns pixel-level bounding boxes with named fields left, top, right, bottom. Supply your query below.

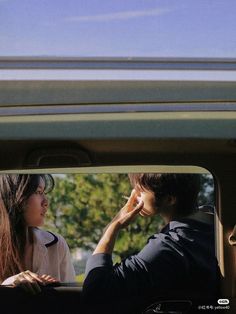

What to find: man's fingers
left=126, top=189, right=138, bottom=207
left=133, top=200, right=144, bottom=214
left=119, top=200, right=144, bottom=227
left=126, top=201, right=144, bottom=220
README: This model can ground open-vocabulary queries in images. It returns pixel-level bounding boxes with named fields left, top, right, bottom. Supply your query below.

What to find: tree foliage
left=198, top=174, right=214, bottom=205
left=45, top=173, right=214, bottom=260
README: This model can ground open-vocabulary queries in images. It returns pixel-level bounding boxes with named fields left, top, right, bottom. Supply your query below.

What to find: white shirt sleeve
left=1, top=274, right=19, bottom=285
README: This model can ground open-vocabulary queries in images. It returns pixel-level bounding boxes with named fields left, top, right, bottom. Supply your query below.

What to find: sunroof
left=1, top=0, right=236, bottom=58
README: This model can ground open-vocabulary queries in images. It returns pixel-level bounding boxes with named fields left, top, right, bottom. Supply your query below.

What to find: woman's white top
left=2, top=228, right=76, bottom=285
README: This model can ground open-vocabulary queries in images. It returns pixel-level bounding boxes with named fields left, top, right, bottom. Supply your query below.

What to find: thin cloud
left=65, top=8, right=171, bottom=23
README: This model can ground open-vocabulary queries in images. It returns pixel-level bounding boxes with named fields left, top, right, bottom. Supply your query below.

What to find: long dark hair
left=0, top=174, right=54, bottom=282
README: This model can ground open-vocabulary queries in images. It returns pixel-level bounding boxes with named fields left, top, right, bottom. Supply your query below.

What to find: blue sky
left=0, top=0, right=236, bottom=57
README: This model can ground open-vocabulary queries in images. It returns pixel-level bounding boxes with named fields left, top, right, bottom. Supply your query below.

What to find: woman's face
left=135, top=186, right=157, bottom=217
left=23, top=177, right=48, bottom=227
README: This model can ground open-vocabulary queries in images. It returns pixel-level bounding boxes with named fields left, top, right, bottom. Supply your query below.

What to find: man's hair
left=129, top=173, right=201, bottom=216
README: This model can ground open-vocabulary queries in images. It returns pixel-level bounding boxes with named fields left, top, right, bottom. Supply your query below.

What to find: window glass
left=45, top=173, right=215, bottom=283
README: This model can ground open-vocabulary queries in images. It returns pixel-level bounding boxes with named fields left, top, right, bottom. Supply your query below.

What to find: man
left=83, top=174, right=220, bottom=313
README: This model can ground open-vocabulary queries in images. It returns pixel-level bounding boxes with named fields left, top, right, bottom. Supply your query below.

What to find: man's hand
left=110, top=189, right=144, bottom=228
left=93, top=190, right=143, bottom=255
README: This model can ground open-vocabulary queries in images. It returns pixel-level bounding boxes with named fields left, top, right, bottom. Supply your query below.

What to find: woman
left=0, top=174, right=76, bottom=294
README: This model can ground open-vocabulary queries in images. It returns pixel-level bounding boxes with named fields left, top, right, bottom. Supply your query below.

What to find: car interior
left=0, top=57, right=235, bottom=313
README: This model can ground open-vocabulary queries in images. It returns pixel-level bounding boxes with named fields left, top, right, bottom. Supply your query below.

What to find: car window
left=43, top=171, right=215, bottom=284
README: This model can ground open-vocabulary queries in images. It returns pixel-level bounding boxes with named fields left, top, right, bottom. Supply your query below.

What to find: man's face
left=135, top=185, right=157, bottom=217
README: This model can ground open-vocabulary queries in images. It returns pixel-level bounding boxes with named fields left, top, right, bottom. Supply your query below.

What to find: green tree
left=45, top=173, right=214, bottom=261
left=45, top=174, right=163, bottom=260
left=198, top=174, right=214, bottom=206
